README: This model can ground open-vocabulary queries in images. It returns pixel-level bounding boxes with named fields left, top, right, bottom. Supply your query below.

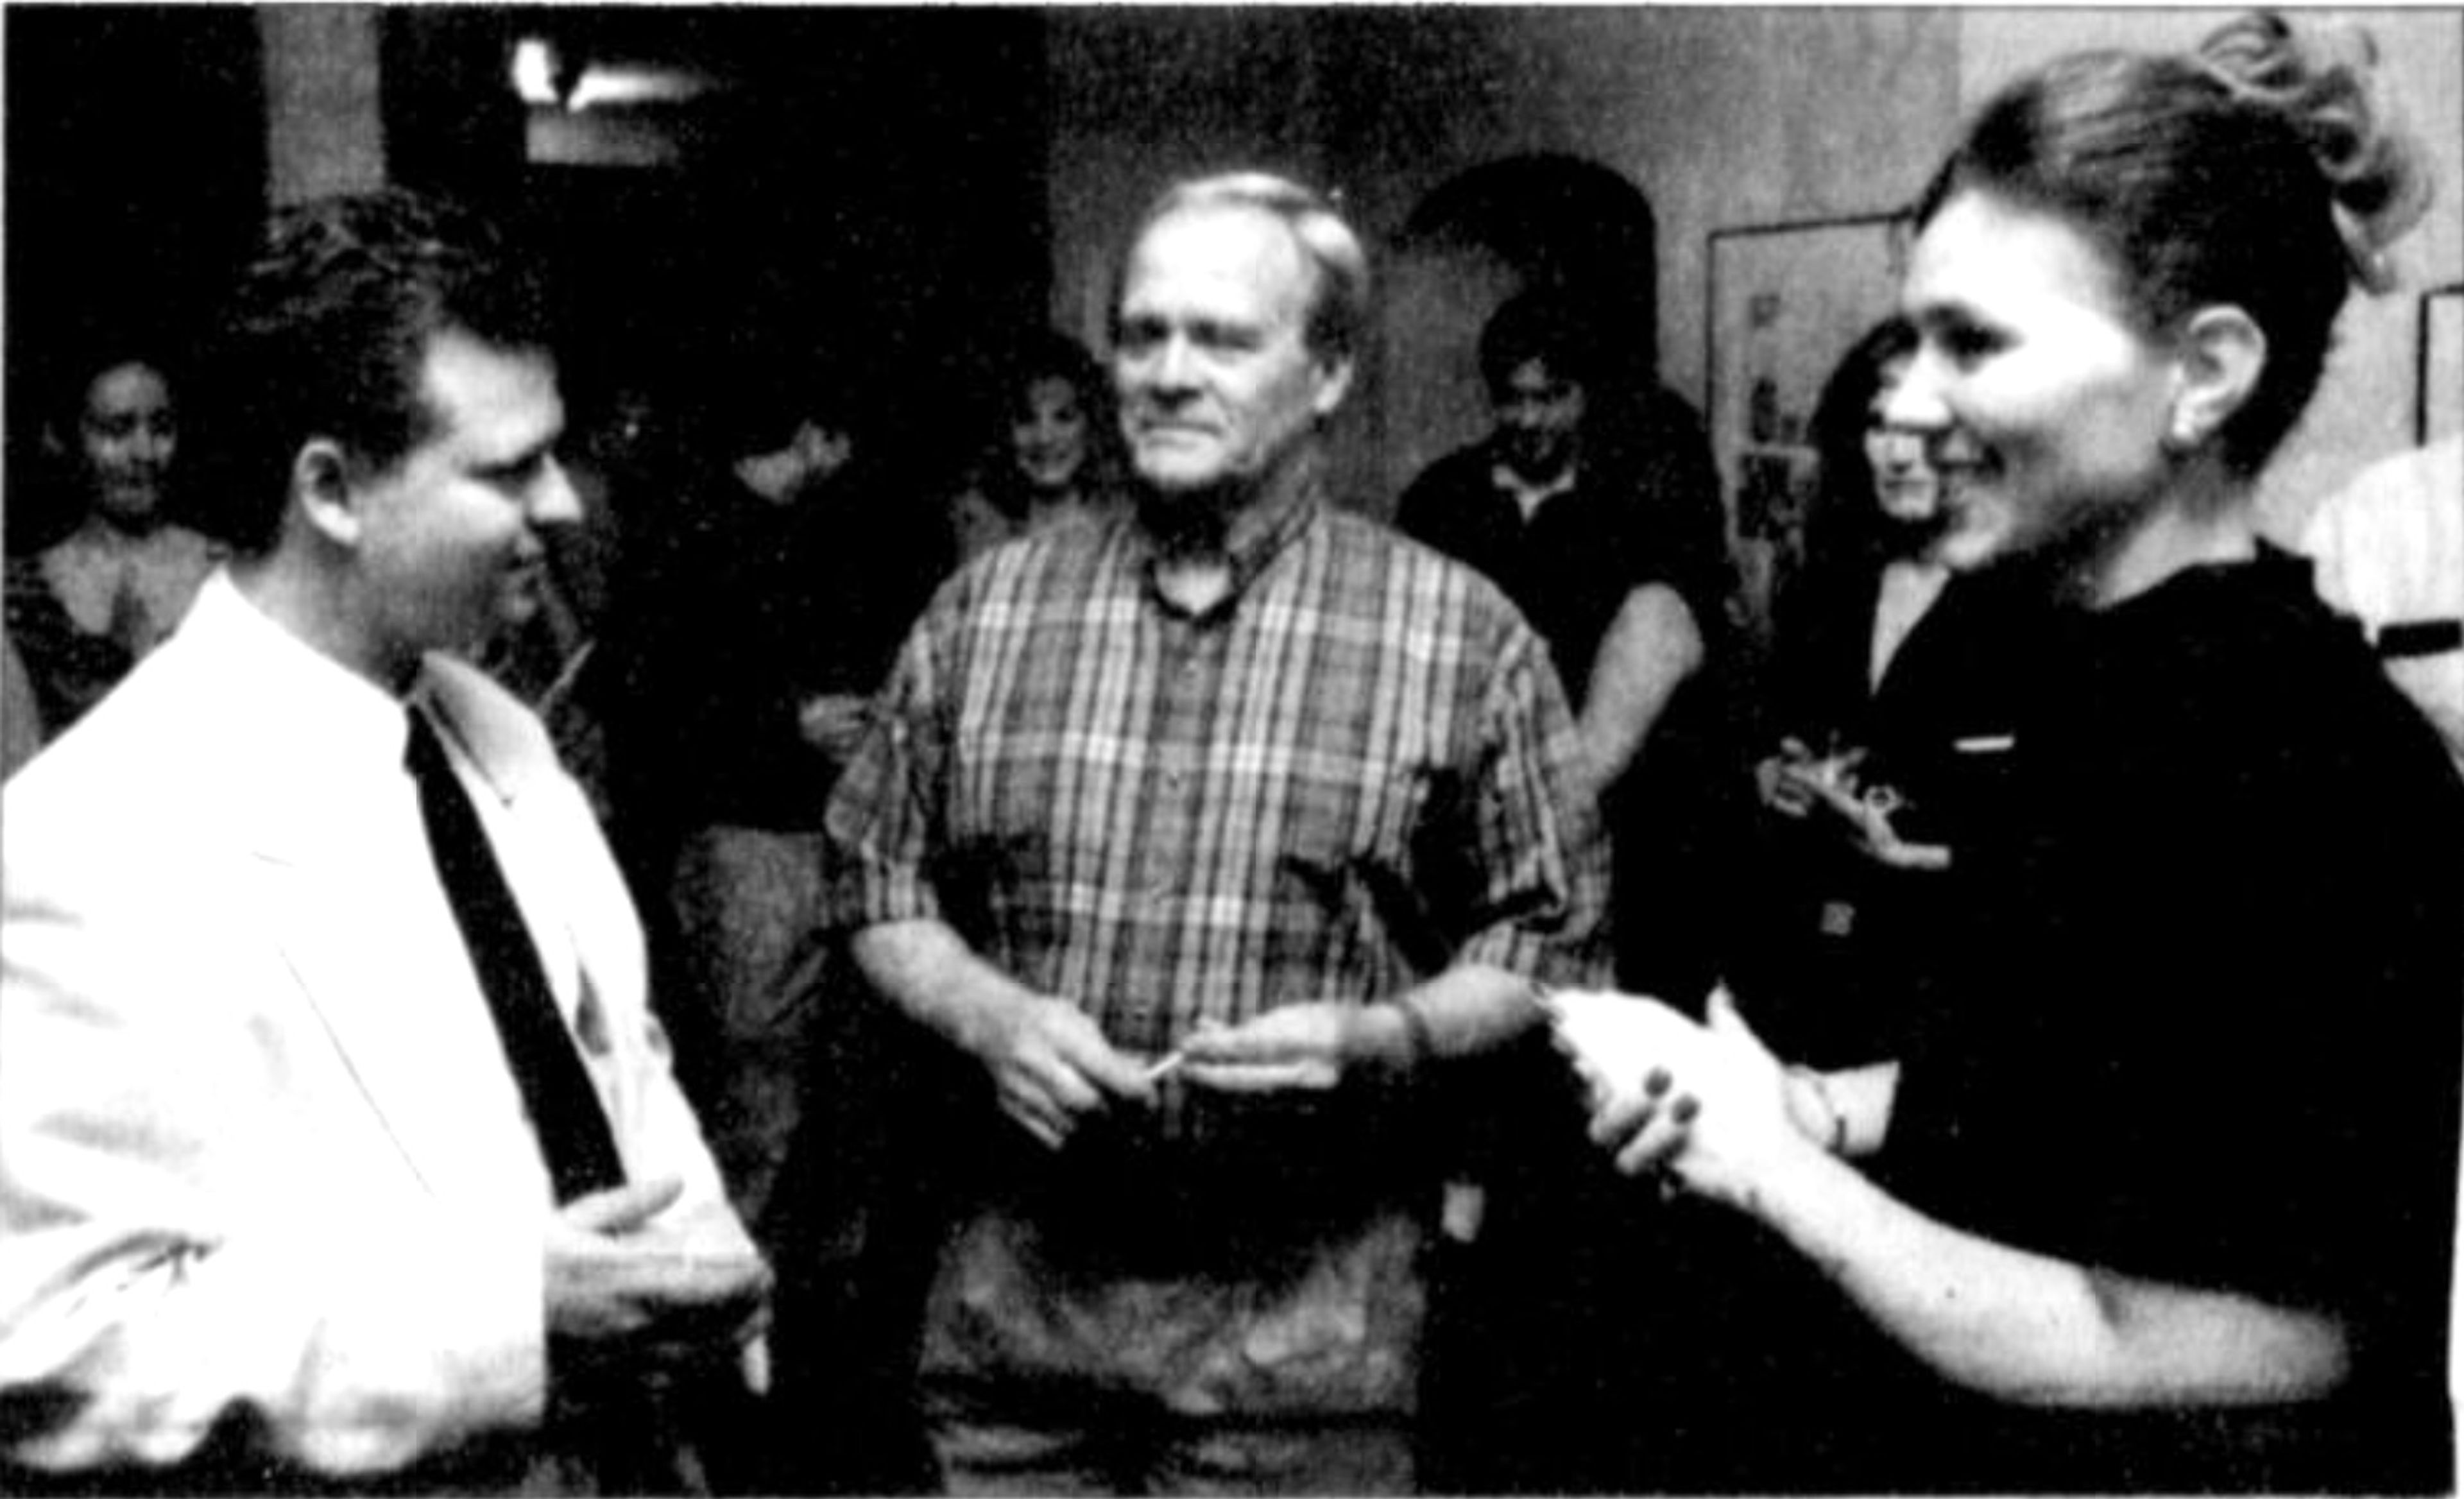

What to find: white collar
left=1490, top=459, right=1580, bottom=520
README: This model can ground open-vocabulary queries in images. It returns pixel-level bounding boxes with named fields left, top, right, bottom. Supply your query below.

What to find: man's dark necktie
left=405, top=707, right=625, bottom=1203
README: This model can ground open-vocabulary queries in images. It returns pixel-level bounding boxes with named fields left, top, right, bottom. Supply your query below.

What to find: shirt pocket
left=938, top=738, right=1082, bottom=931
left=1271, top=755, right=1453, bottom=975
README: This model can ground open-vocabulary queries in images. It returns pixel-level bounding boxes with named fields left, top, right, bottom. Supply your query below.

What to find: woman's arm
left=1580, top=991, right=2348, bottom=1409
left=1577, top=583, right=1703, bottom=798
left=1726, top=1117, right=2348, bottom=1408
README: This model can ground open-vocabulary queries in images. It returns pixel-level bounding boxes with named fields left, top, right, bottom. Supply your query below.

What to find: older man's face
left=1113, top=204, right=1349, bottom=502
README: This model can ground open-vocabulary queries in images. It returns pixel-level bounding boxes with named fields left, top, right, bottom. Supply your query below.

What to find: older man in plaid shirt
left=825, top=171, right=1610, bottom=1495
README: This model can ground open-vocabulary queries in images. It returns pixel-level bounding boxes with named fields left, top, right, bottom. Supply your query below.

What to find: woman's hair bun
left=2196, top=10, right=2433, bottom=291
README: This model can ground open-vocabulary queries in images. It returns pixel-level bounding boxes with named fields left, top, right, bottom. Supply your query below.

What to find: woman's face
left=78, top=361, right=178, bottom=527
left=1885, top=191, right=2179, bottom=577
left=1011, top=375, right=1090, bottom=495
left=1863, top=356, right=1940, bottom=525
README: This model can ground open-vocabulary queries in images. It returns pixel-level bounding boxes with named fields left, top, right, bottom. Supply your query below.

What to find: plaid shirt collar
left=1127, top=444, right=1328, bottom=619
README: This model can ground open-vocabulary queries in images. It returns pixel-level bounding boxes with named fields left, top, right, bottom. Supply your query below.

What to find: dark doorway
left=1401, top=151, right=1665, bottom=375
left=381, top=8, right=1054, bottom=493
left=1379, top=151, right=1674, bottom=514
left=4, top=6, right=266, bottom=547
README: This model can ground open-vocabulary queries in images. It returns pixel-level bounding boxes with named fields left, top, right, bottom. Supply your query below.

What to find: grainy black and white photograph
left=2, top=6, right=2460, bottom=1495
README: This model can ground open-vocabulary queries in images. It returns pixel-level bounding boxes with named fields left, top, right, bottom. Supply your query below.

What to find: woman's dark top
left=1853, top=546, right=2464, bottom=1492
left=1394, top=390, right=1730, bottom=708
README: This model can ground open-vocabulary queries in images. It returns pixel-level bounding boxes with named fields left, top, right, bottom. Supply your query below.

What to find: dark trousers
left=755, top=954, right=961, bottom=1495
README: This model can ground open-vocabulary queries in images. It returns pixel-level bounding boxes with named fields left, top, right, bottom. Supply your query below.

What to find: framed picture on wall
left=2421, top=283, right=2461, bottom=446
left=1706, top=212, right=1912, bottom=638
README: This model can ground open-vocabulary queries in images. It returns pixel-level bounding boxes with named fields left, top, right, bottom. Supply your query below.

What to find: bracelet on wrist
left=1787, top=1063, right=1848, bottom=1154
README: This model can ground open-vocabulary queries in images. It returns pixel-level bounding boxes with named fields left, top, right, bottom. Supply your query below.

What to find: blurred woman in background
left=5, top=350, right=223, bottom=747
left=948, top=330, right=1124, bottom=564
left=1733, top=318, right=2049, bottom=1063
left=1758, top=318, right=1944, bottom=805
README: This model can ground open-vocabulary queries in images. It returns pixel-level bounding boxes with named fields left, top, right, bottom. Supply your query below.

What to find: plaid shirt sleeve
left=1444, top=614, right=1616, bottom=989
left=823, top=580, right=955, bottom=934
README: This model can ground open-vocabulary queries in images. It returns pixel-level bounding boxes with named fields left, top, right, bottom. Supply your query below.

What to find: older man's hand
left=979, top=994, right=1158, bottom=1149
left=1176, top=1002, right=1396, bottom=1093
left=796, top=692, right=875, bottom=760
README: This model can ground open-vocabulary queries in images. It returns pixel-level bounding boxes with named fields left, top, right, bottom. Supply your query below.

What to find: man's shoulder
left=3, top=633, right=228, bottom=864
left=1319, top=502, right=1444, bottom=567
left=2321, top=438, right=2463, bottom=521
left=940, top=507, right=1133, bottom=608
left=2301, top=440, right=2464, bottom=587
left=2137, top=554, right=2449, bottom=792
left=1314, top=506, right=1546, bottom=649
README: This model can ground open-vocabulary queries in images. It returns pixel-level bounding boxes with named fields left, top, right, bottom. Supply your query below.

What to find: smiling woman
left=1571, top=12, right=2464, bottom=1491
left=1891, top=191, right=2196, bottom=590
left=947, top=332, right=1126, bottom=565
left=4, top=352, right=226, bottom=748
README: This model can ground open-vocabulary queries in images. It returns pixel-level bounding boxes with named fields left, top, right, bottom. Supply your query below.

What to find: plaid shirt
left=827, top=461, right=1610, bottom=1065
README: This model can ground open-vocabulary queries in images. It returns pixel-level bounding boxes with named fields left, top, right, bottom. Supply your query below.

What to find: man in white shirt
left=0, top=190, right=768, bottom=1493
left=2301, top=434, right=2464, bottom=778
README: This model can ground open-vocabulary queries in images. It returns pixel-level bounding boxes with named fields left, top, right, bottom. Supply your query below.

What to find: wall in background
left=370, top=6, right=1053, bottom=483
left=1040, top=8, right=2460, bottom=523
left=262, top=7, right=384, bottom=206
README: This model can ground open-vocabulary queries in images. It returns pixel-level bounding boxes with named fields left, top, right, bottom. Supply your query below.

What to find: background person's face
left=79, top=361, right=178, bottom=528
left=1887, top=191, right=2177, bottom=578
left=1011, top=375, right=1090, bottom=494
left=1864, top=357, right=1940, bottom=526
left=1113, top=204, right=1348, bottom=502
left=1492, top=357, right=1585, bottom=480
left=354, top=331, right=581, bottom=672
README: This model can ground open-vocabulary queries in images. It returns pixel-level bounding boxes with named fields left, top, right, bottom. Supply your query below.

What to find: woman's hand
left=1755, top=737, right=1825, bottom=817
left=1800, top=766, right=1953, bottom=872
left=1548, top=990, right=1711, bottom=1178
left=1560, top=989, right=1818, bottom=1208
